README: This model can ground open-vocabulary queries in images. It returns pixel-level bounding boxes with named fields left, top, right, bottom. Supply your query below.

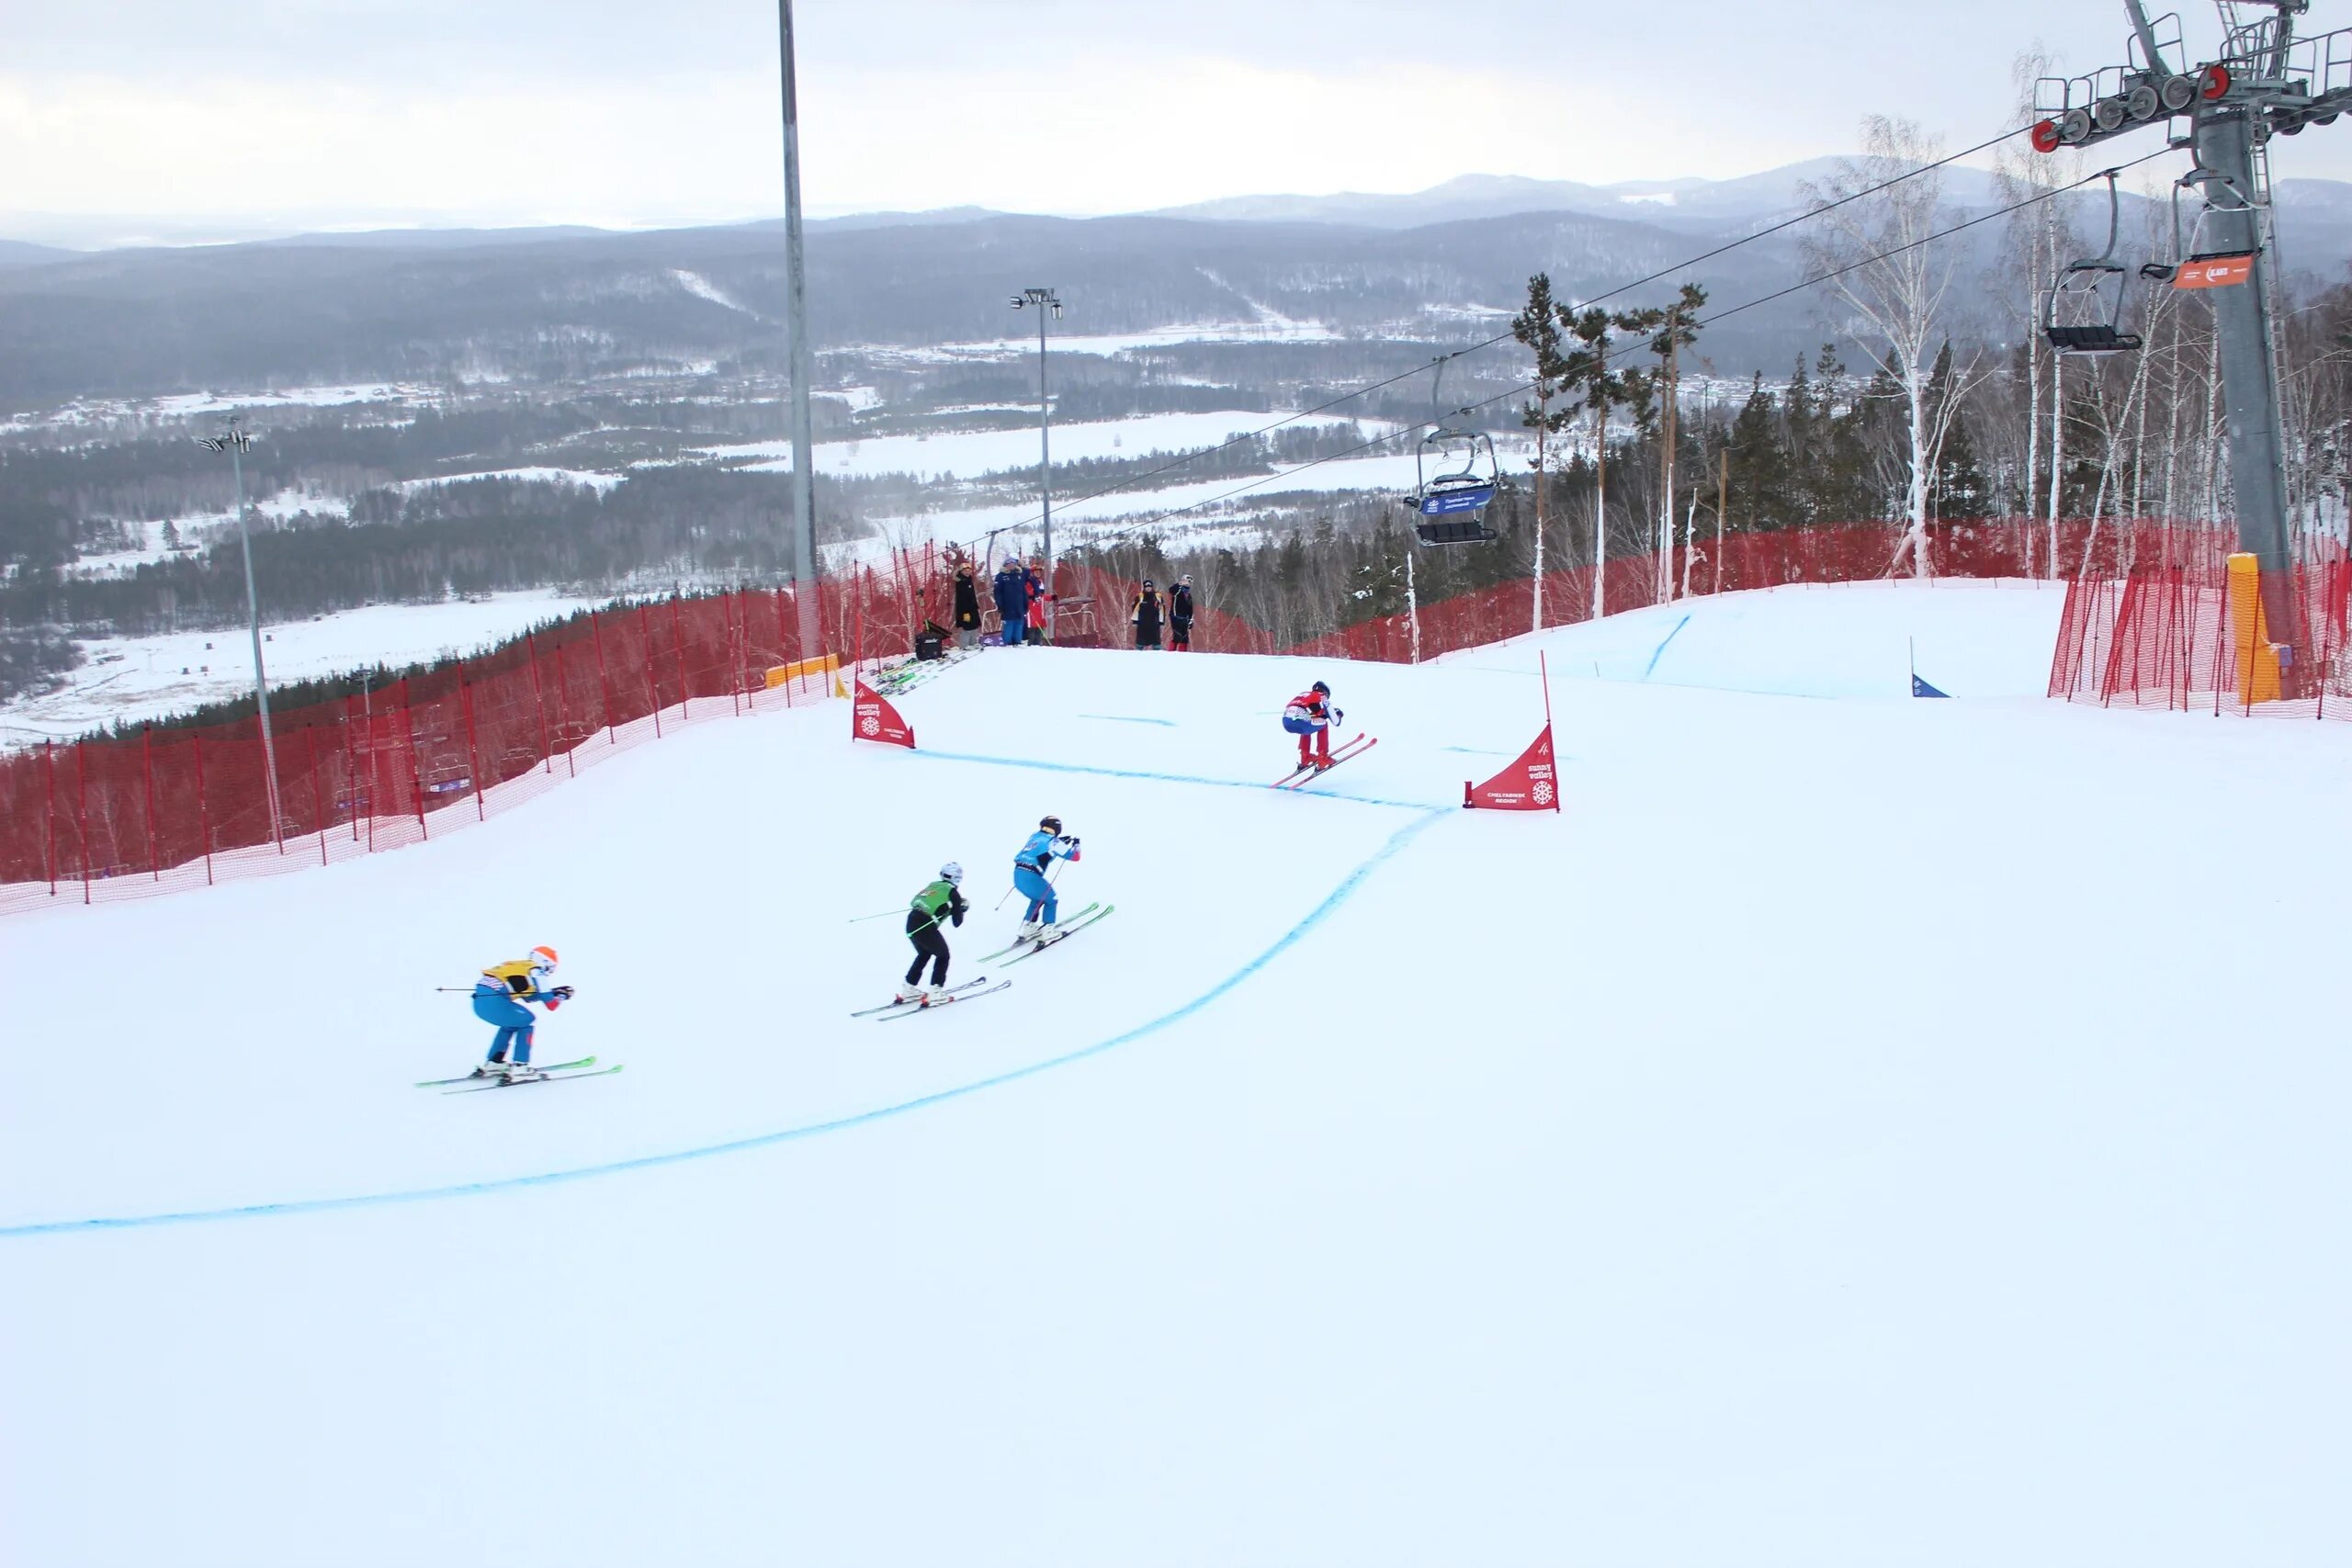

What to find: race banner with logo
left=851, top=680, right=916, bottom=750
left=1464, top=725, right=1559, bottom=812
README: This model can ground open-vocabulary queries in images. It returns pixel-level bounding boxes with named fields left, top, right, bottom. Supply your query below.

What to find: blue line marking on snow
left=1641, top=615, right=1691, bottom=681
left=1441, top=745, right=1510, bottom=757
left=0, top=810, right=1446, bottom=1239
left=1078, top=714, right=1176, bottom=728
left=911, top=746, right=1441, bottom=812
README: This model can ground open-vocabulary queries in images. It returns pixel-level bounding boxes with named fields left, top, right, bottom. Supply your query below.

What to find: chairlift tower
left=2033, top=0, right=2352, bottom=684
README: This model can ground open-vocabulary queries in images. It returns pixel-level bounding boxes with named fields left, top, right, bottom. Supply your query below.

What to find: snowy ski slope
left=4, top=582, right=2348, bottom=1566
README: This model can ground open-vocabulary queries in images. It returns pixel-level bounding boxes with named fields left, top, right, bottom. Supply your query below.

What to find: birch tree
left=1801, top=116, right=1962, bottom=577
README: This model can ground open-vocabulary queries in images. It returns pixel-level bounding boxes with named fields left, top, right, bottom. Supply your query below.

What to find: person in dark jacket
left=1130, top=579, right=1164, bottom=650
left=991, top=560, right=1029, bottom=647
left=1169, top=574, right=1195, bottom=651
left=952, top=565, right=982, bottom=650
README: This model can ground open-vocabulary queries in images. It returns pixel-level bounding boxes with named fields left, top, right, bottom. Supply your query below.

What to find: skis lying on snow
left=851, top=976, right=1000, bottom=1018
left=1273, top=734, right=1376, bottom=789
left=871, top=980, right=1013, bottom=1021
left=1000, top=903, right=1115, bottom=964
left=976, top=902, right=1101, bottom=963
left=415, top=1055, right=596, bottom=1088
left=442, top=1063, right=625, bottom=1094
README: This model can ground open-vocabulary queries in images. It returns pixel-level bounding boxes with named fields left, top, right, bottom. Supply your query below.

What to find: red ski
left=1272, top=734, right=1376, bottom=789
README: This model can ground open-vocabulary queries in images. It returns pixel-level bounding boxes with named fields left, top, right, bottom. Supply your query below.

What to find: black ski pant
left=1170, top=618, right=1192, bottom=649
left=905, top=913, right=951, bottom=987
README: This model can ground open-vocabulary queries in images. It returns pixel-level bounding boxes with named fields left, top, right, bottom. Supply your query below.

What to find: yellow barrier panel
left=2225, top=553, right=2283, bottom=705
left=766, top=653, right=847, bottom=698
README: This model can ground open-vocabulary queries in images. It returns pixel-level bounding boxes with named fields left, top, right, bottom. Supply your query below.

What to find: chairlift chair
left=1408, top=355, right=1500, bottom=545
left=2043, top=169, right=2144, bottom=355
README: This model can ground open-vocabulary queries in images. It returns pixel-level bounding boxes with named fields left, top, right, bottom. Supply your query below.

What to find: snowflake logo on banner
left=859, top=715, right=881, bottom=738
left=1532, top=782, right=1555, bottom=807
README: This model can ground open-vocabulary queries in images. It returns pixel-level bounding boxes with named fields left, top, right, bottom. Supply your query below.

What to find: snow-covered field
left=5, top=585, right=2349, bottom=1565
left=0, top=592, right=620, bottom=746
left=700, top=409, right=1389, bottom=481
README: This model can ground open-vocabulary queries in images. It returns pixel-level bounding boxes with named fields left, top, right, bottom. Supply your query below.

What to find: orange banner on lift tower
left=2172, top=254, right=2256, bottom=290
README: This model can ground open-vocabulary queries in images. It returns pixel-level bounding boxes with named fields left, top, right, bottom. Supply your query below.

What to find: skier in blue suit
left=1013, top=814, right=1082, bottom=941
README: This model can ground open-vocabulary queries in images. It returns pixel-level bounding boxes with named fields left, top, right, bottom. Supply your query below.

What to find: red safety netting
left=0, top=518, right=2249, bottom=915
left=2048, top=540, right=2352, bottom=718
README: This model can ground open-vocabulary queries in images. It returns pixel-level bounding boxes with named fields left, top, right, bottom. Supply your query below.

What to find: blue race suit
left=472, top=959, right=561, bottom=1066
left=1013, top=829, right=1081, bottom=922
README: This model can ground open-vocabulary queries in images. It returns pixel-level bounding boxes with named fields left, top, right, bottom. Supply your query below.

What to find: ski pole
left=995, top=857, right=1063, bottom=909
left=846, top=908, right=905, bottom=923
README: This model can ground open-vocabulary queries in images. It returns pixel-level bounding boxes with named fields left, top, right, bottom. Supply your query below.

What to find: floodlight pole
left=777, top=0, right=821, bottom=661
left=199, top=418, right=282, bottom=847
left=1012, top=287, right=1062, bottom=642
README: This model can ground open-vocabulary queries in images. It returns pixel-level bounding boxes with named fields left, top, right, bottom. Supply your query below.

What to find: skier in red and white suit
left=1282, top=681, right=1341, bottom=770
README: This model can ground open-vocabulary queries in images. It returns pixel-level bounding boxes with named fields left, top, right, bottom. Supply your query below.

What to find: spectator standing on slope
left=1130, top=579, right=1165, bottom=650
left=1168, top=574, right=1195, bottom=651
left=952, top=561, right=983, bottom=651
left=1025, top=556, right=1050, bottom=646
left=992, top=559, right=1030, bottom=647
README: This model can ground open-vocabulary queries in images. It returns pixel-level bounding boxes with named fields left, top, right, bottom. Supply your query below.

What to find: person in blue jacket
left=992, top=559, right=1031, bottom=647
left=1012, top=814, right=1082, bottom=942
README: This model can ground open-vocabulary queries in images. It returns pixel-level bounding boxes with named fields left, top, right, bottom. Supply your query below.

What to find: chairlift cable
left=1068, top=147, right=2174, bottom=553
left=949, top=122, right=2045, bottom=553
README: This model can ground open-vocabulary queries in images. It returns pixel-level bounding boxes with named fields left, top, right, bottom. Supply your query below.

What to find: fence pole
left=526, top=630, right=554, bottom=775
left=554, top=638, right=578, bottom=777
left=459, top=677, right=487, bottom=822
left=141, top=726, right=162, bottom=882
left=41, top=740, right=57, bottom=897
left=403, top=679, right=431, bottom=841
left=671, top=593, right=691, bottom=723
left=192, top=733, right=215, bottom=885
left=305, top=724, right=329, bottom=865
left=72, top=735, right=90, bottom=904
left=639, top=604, right=664, bottom=739
left=351, top=693, right=374, bottom=853
left=726, top=591, right=743, bottom=717
left=592, top=609, right=616, bottom=745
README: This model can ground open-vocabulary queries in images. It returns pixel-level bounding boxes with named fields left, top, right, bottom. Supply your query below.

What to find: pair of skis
left=975, top=901, right=1114, bottom=964
left=851, top=976, right=1013, bottom=1021
left=854, top=901, right=1119, bottom=1021
left=1273, top=733, right=1377, bottom=789
left=415, top=1055, right=624, bottom=1093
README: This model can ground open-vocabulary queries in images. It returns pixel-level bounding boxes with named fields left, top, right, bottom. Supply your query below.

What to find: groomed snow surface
left=6, top=582, right=2350, bottom=1566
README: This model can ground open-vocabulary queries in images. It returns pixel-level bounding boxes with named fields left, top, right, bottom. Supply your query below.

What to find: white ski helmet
left=940, top=862, right=965, bottom=885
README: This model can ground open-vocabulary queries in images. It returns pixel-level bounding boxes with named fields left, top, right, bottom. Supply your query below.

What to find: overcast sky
left=8, top=0, right=2352, bottom=246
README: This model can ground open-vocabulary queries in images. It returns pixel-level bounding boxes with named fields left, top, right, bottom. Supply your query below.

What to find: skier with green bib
left=896, top=862, right=970, bottom=1006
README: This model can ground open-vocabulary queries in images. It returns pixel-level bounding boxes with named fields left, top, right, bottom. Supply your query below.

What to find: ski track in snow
left=0, top=801, right=1442, bottom=1237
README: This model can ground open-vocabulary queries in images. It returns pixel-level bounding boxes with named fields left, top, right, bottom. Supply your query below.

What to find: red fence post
left=193, top=732, right=215, bottom=886
left=72, top=736, right=90, bottom=904
left=41, top=740, right=58, bottom=897
left=403, top=679, right=431, bottom=841
left=671, top=594, right=691, bottom=723
left=592, top=609, right=616, bottom=745
left=553, top=638, right=578, bottom=777
left=526, top=630, right=554, bottom=775
left=141, top=727, right=162, bottom=882
left=305, top=724, right=329, bottom=864
left=459, top=676, right=488, bottom=822
left=639, top=603, right=664, bottom=739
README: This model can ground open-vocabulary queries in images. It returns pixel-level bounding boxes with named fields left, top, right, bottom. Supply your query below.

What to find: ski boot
left=471, top=1060, right=507, bottom=1079
left=502, top=1060, right=545, bottom=1083
left=893, top=986, right=925, bottom=1006
left=1015, top=920, right=1042, bottom=943
left=1033, top=922, right=1059, bottom=947
left=922, top=987, right=954, bottom=1007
